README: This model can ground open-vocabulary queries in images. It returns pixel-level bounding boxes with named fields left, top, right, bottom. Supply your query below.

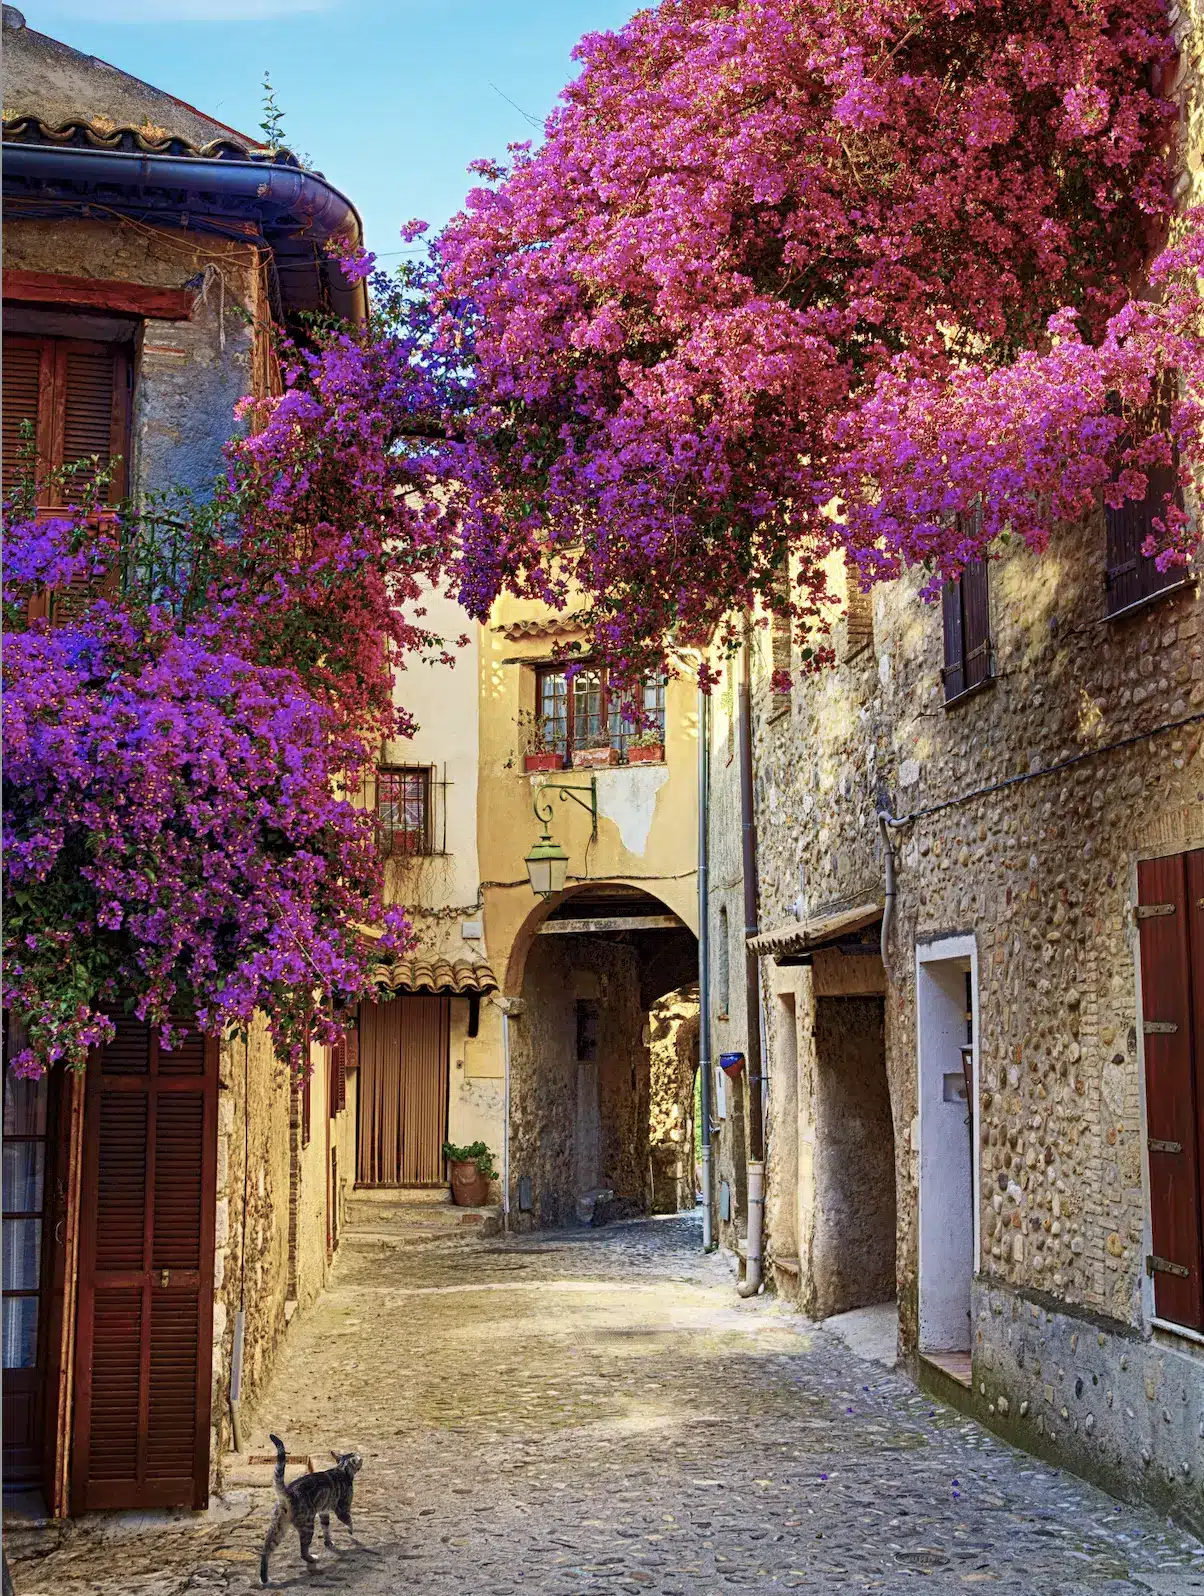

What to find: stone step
left=348, top=1185, right=453, bottom=1207
left=341, top=1201, right=501, bottom=1245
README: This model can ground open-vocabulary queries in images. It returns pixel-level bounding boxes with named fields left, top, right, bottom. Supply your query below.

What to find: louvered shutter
left=57, top=343, right=129, bottom=506
left=329, top=1036, right=348, bottom=1117
left=1137, top=854, right=1204, bottom=1331
left=961, top=559, right=992, bottom=692
left=940, top=577, right=965, bottom=701
left=2, top=336, right=51, bottom=498
left=72, top=1017, right=217, bottom=1510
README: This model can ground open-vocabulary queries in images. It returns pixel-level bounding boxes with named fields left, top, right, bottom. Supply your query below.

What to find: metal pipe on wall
left=697, top=683, right=715, bottom=1251
left=501, top=1005, right=512, bottom=1226
left=736, top=635, right=766, bottom=1296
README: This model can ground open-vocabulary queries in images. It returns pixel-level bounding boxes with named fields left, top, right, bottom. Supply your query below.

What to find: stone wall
left=507, top=935, right=651, bottom=1229
left=648, top=985, right=699, bottom=1213
left=740, top=499, right=1203, bottom=1522
left=210, top=1019, right=345, bottom=1479
left=3, top=217, right=268, bottom=497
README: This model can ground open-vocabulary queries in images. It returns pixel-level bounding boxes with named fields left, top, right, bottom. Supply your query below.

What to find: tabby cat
left=259, top=1433, right=363, bottom=1585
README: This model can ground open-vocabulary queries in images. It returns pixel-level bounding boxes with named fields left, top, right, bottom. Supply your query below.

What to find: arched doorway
left=505, top=885, right=698, bottom=1229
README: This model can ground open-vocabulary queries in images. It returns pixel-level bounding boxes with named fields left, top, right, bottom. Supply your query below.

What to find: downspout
left=229, top=1034, right=250, bottom=1455
left=736, top=635, right=765, bottom=1298
left=697, top=683, right=715, bottom=1251
left=501, top=1004, right=512, bottom=1229
left=876, top=811, right=911, bottom=966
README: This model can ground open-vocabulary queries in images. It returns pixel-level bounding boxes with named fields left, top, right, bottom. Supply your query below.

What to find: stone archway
left=505, top=885, right=698, bottom=1229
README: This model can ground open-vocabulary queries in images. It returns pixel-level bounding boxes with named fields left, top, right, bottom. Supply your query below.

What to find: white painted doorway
left=916, top=937, right=979, bottom=1354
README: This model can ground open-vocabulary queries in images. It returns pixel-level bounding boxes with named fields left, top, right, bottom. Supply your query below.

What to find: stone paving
left=9, top=1214, right=1204, bottom=1595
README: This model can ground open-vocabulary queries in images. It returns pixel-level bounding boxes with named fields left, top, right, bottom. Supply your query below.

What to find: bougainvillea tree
left=3, top=306, right=462, bottom=1076
left=431, top=0, right=1201, bottom=671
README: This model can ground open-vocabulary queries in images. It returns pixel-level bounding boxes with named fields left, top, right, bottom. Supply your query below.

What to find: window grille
left=376, top=765, right=442, bottom=857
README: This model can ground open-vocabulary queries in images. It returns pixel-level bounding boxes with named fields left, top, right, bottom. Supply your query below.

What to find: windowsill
left=520, top=758, right=666, bottom=772
left=1105, top=574, right=1196, bottom=624
left=1151, top=1315, right=1204, bottom=1350
left=943, top=673, right=995, bottom=712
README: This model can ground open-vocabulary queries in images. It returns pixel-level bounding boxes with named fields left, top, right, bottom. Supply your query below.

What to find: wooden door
left=357, top=997, right=449, bottom=1186
left=1137, top=850, right=1204, bottom=1331
left=71, top=1017, right=218, bottom=1511
left=2, top=1068, right=53, bottom=1485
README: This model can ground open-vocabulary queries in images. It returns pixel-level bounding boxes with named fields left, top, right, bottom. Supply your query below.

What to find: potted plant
left=573, top=738, right=620, bottom=769
left=518, top=709, right=564, bottom=772
left=442, top=1139, right=497, bottom=1207
left=626, top=728, right=665, bottom=764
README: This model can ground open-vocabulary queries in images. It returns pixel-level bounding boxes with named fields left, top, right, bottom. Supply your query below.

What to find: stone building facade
left=703, top=0, right=1204, bottom=1535
left=1, top=8, right=365, bottom=1514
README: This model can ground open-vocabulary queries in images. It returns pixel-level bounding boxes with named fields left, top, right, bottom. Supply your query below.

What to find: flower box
left=573, top=745, right=620, bottom=769
left=626, top=743, right=664, bottom=764
left=524, top=751, right=565, bottom=772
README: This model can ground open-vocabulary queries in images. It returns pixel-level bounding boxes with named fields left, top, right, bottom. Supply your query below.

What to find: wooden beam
left=538, top=914, right=683, bottom=935
left=3, top=271, right=195, bottom=321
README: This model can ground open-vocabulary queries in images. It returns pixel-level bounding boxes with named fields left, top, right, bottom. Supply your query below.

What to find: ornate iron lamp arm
left=531, top=776, right=598, bottom=839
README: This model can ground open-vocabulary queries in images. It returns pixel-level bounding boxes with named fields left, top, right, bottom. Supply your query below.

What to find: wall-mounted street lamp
left=524, top=777, right=598, bottom=899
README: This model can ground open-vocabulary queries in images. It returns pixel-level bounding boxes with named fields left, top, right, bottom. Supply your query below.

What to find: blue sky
left=18, top=1, right=641, bottom=257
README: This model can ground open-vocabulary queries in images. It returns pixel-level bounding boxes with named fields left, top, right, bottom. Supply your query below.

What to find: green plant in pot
left=442, top=1139, right=497, bottom=1207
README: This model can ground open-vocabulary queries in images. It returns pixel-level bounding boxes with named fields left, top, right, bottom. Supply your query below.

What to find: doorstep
left=919, top=1349, right=973, bottom=1389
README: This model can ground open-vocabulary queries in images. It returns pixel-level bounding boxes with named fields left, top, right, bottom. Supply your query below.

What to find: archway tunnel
left=506, top=885, right=698, bottom=1229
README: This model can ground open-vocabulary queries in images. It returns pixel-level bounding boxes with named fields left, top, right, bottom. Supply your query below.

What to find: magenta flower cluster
left=428, top=0, right=1197, bottom=667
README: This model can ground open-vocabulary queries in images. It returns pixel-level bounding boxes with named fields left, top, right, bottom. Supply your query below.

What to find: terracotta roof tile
left=370, top=956, right=498, bottom=996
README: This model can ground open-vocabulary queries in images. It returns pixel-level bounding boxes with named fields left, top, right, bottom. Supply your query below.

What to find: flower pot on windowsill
left=626, top=743, right=664, bottom=764
left=524, top=751, right=564, bottom=772
left=573, top=745, right=620, bottom=769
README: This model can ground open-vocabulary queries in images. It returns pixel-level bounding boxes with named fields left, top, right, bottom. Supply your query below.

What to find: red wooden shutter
left=56, top=342, right=129, bottom=505
left=329, top=1036, right=347, bottom=1117
left=72, top=1016, right=217, bottom=1510
left=1137, top=854, right=1204, bottom=1331
left=940, top=577, right=965, bottom=701
left=1, top=335, right=52, bottom=497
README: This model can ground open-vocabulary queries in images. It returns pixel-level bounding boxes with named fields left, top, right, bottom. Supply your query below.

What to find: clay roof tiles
left=370, top=956, right=498, bottom=996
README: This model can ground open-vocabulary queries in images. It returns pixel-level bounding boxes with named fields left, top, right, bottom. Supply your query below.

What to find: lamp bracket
left=533, top=777, right=598, bottom=839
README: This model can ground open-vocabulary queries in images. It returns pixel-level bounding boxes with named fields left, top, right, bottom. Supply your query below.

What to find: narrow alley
left=10, top=1217, right=1201, bottom=1596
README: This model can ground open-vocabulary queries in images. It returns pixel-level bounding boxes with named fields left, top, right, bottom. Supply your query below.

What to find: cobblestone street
left=11, top=1217, right=1204, bottom=1596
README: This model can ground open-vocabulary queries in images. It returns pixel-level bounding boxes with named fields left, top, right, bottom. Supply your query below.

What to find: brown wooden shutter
left=940, top=577, right=965, bottom=701
left=1105, top=383, right=1185, bottom=617
left=345, top=1022, right=359, bottom=1075
left=844, top=553, right=873, bottom=657
left=302, top=1071, right=312, bottom=1148
left=2, top=335, right=52, bottom=497
left=1137, top=853, right=1204, bottom=1331
left=329, top=1036, right=347, bottom=1117
left=961, top=559, right=991, bottom=692
left=57, top=343, right=130, bottom=505
left=72, top=1016, right=217, bottom=1510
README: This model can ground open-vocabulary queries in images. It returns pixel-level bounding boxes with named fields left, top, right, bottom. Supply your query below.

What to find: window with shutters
left=535, top=664, right=666, bottom=762
left=941, top=519, right=993, bottom=704
left=1136, top=850, right=1204, bottom=1333
left=3, top=331, right=132, bottom=622
left=1104, top=434, right=1191, bottom=619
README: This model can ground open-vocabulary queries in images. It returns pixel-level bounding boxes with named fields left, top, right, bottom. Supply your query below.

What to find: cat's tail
left=269, top=1433, right=288, bottom=1501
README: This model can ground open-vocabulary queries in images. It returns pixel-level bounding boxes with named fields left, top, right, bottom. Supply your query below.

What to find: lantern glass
left=525, top=833, right=569, bottom=898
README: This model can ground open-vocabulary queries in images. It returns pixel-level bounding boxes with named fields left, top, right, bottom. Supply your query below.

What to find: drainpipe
left=736, top=635, right=766, bottom=1298
left=877, top=811, right=910, bottom=966
left=697, top=683, right=715, bottom=1251
left=501, top=1004, right=512, bottom=1228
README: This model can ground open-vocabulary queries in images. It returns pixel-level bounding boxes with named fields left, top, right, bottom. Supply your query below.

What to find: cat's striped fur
left=259, top=1433, right=362, bottom=1585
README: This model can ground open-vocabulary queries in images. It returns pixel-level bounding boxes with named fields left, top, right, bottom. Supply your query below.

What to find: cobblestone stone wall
left=507, top=935, right=651, bottom=1228
left=648, top=984, right=699, bottom=1212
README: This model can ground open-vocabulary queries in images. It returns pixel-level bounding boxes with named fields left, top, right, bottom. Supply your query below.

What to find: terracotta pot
left=449, top=1159, right=490, bottom=1207
left=524, top=751, right=564, bottom=772
left=626, top=744, right=664, bottom=764
left=573, top=745, right=619, bottom=768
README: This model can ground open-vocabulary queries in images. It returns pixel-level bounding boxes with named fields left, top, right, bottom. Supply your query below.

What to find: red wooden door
left=71, top=1017, right=218, bottom=1510
left=1137, top=851, right=1204, bottom=1331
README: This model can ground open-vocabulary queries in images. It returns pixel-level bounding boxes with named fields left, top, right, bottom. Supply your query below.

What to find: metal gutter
left=2, top=142, right=368, bottom=322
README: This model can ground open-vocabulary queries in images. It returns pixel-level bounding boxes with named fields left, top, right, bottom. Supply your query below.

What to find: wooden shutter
left=2, top=335, right=129, bottom=504
left=357, top=997, right=449, bottom=1186
left=940, top=577, right=966, bottom=701
left=329, top=1036, right=347, bottom=1117
left=961, top=559, right=991, bottom=692
left=844, top=553, right=873, bottom=657
left=1137, top=853, right=1204, bottom=1331
left=1105, top=465, right=1184, bottom=616
left=72, top=1016, right=217, bottom=1511
left=2, top=336, right=53, bottom=497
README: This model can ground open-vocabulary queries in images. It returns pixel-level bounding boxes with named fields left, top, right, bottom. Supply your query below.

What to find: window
left=717, top=905, right=731, bottom=1018
left=328, top=1035, right=348, bottom=1118
left=941, top=520, right=992, bottom=703
left=2, top=333, right=130, bottom=506
left=844, top=553, right=874, bottom=660
left=376, top=766, right=433, bottom=857
left=535, top=665, right=666, bottom=763
left=1105, top=442, right=1189, bottom=618
left=1137, top=849, right=1204, bottom=1332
